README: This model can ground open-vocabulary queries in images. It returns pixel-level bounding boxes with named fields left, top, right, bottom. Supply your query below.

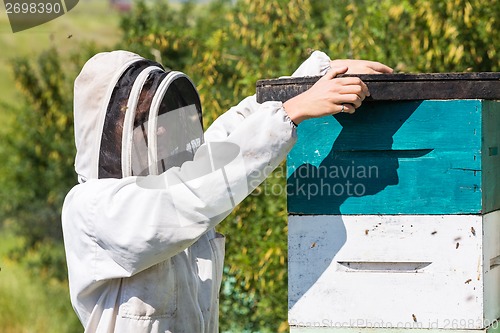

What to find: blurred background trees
left=0, top=0, right=498, bottom=332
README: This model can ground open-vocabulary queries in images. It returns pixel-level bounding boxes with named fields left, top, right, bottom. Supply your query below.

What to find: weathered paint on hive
left=288, top=212, right=500, bottom=330
left=482, top=101, right=500, bottom=213
left=286, top=100, right=494, bottom=215
left=256, top=72, right=500, bottom=103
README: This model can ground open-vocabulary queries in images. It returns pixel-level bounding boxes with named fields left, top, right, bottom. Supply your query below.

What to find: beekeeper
left=62, top=50, right=392, bottom=333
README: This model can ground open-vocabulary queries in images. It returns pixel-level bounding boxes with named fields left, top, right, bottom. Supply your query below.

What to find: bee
left=310, top=242, right=317, bottom=249
left=412, top=314, right=417, bottom=322
left=431, top=231, right=437, bottom=235
left=456, top=242, right=460, bottom=249
left=67, top=34, right=73, bottom=39
left=465, top=279, right=472, bottom=284
left=364, top=229, right=369, bottom=235
left=471, top=227, right=476, bottom=236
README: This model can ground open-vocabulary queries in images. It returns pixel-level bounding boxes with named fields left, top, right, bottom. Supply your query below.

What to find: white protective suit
left=62, top=50, right=330, bottom=333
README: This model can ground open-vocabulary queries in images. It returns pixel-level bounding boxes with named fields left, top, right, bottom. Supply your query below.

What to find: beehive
left=257, top=73, right=500, bottom=332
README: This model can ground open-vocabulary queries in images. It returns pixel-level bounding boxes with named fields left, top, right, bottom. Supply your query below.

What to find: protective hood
left=73, top=50, right=203, bottom=183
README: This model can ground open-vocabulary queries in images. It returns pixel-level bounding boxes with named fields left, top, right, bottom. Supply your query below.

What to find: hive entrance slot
left=337, top=261, right=432, bottom=273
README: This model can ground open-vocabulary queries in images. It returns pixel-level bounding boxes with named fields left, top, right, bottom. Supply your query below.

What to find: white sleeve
left=290, top=50, right=331, bottom=77
left=63, top=101, right=296, bottom=277
left=203, top=50, right=331, bottom=142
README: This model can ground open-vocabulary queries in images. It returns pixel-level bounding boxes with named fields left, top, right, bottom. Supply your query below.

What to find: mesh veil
left=98, top=60, right=203, bottom=179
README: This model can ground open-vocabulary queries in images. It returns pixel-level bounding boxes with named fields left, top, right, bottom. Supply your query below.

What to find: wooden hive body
left=256, top=73, right=500, bottom=332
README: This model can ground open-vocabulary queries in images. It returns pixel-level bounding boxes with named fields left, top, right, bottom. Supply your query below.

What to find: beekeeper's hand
left=283, top=66, right=369, bottom=124
left=330, top=59, right=393, bottom=75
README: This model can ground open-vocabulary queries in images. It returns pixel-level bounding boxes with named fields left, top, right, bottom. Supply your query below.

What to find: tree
left=313, top=0, right=499, bottom=72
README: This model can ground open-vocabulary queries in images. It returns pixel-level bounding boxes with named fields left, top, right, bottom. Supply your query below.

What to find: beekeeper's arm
left=63, top=52, right=374, bottom=277
left=203, top=50, right=332, bottom=142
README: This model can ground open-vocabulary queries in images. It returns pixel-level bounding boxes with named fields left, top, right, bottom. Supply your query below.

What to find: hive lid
left=256, top=72, right=500, bottom=103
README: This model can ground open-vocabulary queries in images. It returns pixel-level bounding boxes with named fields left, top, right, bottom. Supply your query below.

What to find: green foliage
left=219, top=172, right=289, bottom=333
left=314, top=0, right=499, bottom=72
left=0, top=231, right=81, bottom=333
left=0, top=47, right=94, bottom=280
left=119, top=0, right=203, bottom=71
left=0, top=0, right=498, bottom=332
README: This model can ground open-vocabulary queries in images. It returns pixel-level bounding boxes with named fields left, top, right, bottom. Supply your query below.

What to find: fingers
left=331, top=59, right=394, bottom=74
left=334, top=77, right=369, bottom=110
left=366, top=61, right=394, bottom=74
left=320, top=66, right=348, bottom=81
left=323, top=74, right=370, bottom=99
left=337, top=77, right=370, bottom=97
left=316, top=68, right=371, bottom=116
left=339, top=103, right=355, bottom=114
left=340, top=77, right=370, bottom=113
left=354, top=61, right=393, bottom=74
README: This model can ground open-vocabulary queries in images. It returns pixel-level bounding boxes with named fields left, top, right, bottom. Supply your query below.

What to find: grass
left=0, top=229, right=82, bottom=332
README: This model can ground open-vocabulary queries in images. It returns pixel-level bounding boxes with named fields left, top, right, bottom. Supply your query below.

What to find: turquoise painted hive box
left=286, top=99, right=499, bottom=215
